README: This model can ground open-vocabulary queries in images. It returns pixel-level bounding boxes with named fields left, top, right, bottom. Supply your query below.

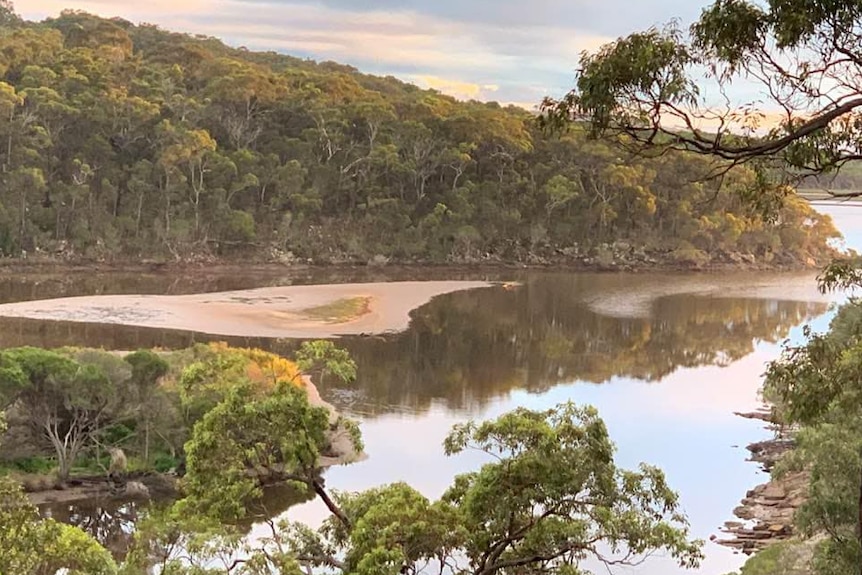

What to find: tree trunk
left=57, top=450, right=70, bottom=482
left=144, top=420, right=150, bottom=466
left=135, top=192, right=144, bottom=238
left=858, top=454, right=862, bottom=556
left=312, top=478, right=350, bottom=529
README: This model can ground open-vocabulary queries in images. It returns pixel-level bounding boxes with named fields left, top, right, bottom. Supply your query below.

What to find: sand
left=0, top=281, right=495, bottom=339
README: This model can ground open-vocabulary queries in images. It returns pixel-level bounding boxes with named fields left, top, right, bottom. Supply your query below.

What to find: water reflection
left=0, top=274, right=828, bottom=416
left=323, top=283, right=827, bottom=415
left=41, top=500, right=143, bottom=562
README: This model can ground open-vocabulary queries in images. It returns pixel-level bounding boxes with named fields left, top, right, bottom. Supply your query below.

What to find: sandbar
left=0, top=281, right=495, bottom=338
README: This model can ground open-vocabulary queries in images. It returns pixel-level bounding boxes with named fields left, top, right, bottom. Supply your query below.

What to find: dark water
left=3, top=268, right=837, bottom=574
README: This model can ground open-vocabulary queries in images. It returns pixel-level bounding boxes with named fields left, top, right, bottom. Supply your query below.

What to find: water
left=3, top=267, right=838, bottom=574
left=6, top=196, right=861, bottom=575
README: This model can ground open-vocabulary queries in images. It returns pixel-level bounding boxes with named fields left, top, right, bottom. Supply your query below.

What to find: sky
left=19, top=0, right=714, bottom=108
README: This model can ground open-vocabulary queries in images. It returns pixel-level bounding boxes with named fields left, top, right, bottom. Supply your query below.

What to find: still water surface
left=1, top=266, right=841, bottom=574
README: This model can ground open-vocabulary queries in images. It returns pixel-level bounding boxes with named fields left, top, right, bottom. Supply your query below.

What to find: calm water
left=11, top=197, right=861, bottom=575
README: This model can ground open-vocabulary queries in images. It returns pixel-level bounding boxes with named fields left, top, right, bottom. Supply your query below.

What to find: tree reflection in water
left=41, top=499, right=142, bottom=562
left=0, top=273, right=829, bottom=416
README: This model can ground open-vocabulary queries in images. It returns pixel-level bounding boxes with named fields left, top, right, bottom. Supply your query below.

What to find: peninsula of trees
left=0, top=6, right=841, bottom=267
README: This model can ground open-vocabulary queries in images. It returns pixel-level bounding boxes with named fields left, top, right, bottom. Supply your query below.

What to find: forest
left=0, top=6, right=841, bottom=267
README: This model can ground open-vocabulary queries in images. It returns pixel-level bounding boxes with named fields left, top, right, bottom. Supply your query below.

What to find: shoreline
left=0, top=253, right=829, bottom=276
left=715, top=409, right=806, bottom=555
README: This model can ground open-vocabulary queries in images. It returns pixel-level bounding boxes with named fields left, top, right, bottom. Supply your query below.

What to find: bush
left=671, top=246, right=711, bottom=267
left=4, top=456, right=55, bottom=475
left=153, top=452, right=181, bottom=473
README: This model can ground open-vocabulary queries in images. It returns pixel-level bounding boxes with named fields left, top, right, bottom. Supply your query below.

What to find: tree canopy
left=0, top=7, right=838, bottom=267
left=133, top=402, right=702, bottom=575
left=0, top=414, right=119, bottom=575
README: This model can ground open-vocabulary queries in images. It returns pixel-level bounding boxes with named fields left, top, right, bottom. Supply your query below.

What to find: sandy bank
left=0, top=281, right=494, bottom=339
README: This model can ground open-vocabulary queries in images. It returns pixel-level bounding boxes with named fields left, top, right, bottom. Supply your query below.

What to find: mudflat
left=0, top=281, right=495, bottom=338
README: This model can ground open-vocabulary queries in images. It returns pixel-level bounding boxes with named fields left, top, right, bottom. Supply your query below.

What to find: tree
left=0, top=414, right=117, bottom=575
left=0, top=10, right=839, bottom=265
left=126, top=402, right=700, bottom=574
left=542, top=0, right=862, bottom=199
left=294, top=340, right=357, bottom=385
left=0, top=347, right=136, bottom=481
left=762, top=296, right=862, bottom=575
left=282, top=403, right=702, bottom=575
left=0, top=1, right=20, bottom=28
left=124, top=349, right=169, bottom=465
left=179, top=381, right=333, bottom=522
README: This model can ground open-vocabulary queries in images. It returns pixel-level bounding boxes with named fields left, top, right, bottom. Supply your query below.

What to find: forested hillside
left=0, top=7, right=841, bottom=266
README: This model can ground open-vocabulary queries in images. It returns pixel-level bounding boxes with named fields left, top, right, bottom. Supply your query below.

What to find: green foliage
left=295, top=340, right=357, bottom=384
left=730, top=539, right=816, bottom=575
left=122, top=507, right=304, bottom=575
left=0, top=347, right=138, bottom=479
left=0, top=476, right=117, bottom=574
left=152, top=452, right=181, bottom=473
left=763, top=299, right=862, bottom=575
left=0, top=11, right=837, bottom=266
left=0, top=455, right=53, bottom=475
left=125, top=349, right=169, bottom=389
left=180, top=382, right=330, bottom=521
left=285, top=402, right=702, bottom=574
left=546, top=0, right=862, bottom=214
left=301, top=297, right=370, bottom=323
left=2, top=356, right=704, bottom=575
left=337, top=415, right=364, bottom=454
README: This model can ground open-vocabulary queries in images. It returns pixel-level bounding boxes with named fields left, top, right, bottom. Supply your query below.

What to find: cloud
left=19, top=0, right=711, bottom=108
left=409, top=75, right=499, bottom=101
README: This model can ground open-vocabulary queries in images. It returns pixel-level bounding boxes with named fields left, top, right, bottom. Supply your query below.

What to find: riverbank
left=716, top=410, right=807, bottom=555
left=0, top=243, right=831, bottom=276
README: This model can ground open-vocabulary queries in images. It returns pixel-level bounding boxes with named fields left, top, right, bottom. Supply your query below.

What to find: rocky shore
left=0, top=240, right=828, bottom=275
left=715, top=409, right=807, bottom=555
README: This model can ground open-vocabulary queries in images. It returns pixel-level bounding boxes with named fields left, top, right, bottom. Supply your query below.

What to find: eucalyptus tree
left=542, top=0, right=862, bottom=205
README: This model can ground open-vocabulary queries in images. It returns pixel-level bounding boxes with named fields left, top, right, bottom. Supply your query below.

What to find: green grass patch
left=300, top=296, right=371, bottom=323
left=0, top=456, right=55, bottom=476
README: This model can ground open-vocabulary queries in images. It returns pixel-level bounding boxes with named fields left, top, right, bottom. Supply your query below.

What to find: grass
left=300, top=296, right=371, bottom=324
left=0, top=455, right=55, bottom=476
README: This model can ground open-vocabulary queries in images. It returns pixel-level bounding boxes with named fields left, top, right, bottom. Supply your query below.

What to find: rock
left=760, top=484, right=787, bottom=500
left=595, top=246, right=615, bottom=267
left=124, top=481, right=150, bottom=498
left=368, top=254, right=390, bottom=267
left=719, top=425, right=808, bottom=555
